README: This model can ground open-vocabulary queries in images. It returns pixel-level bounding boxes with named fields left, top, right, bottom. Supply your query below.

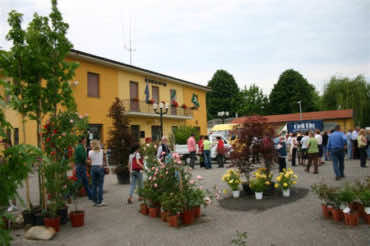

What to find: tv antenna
left=124, top=19, right=136, bottom=65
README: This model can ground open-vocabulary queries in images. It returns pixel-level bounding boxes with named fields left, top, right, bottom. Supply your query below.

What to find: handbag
left=104, top=167, right=110, bottom=175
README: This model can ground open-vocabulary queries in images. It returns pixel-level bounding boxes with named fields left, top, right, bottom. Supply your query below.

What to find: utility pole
left=297, top=101, right=302, bottom=121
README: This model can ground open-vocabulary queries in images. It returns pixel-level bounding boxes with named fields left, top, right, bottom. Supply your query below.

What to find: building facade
left=3, top=50, right=209, bottom=146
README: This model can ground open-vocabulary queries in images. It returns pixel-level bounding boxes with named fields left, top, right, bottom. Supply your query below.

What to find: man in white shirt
left=352, top=127, right=360, bottom=159
left=300, top=132, right=310, bottom=165
left=315, top=130, right=323, bottom=163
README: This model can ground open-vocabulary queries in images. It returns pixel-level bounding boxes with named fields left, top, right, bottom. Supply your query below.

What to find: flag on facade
left=144, top=80, right=150, bottom=102
left=191, top=94, right=200, bottom=108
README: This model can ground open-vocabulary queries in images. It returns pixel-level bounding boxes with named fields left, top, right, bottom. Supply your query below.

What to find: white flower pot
left=365, top=207, right=370, bottom=215
left=255, top=192, right=263, bottom=200
left=283, top=189, right=290, bottom=197
left=232, top=190, right=240, bottom=198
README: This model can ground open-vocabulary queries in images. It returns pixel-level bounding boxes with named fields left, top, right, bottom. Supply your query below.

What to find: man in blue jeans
left=327, top=125, right=347, bottom=180
left=75, top=137, right=92, bottom=199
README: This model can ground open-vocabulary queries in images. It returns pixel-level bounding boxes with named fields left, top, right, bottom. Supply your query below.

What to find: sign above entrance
left=287, top=120, right=323, bottom=133
left=145, top=78, right=167, bottom=87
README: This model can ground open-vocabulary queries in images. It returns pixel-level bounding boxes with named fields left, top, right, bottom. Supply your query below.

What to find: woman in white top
left=128, top=143, right=144, bottom=204
left=88, top=140, right=106, bottom=207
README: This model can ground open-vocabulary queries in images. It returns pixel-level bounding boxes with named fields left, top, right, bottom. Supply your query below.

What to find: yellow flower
left=276, top=176, right=282, bottom=182
left=284, top=174, right=290, bottom=179
left=293, top=175, right=298, bottom=179
left=274, top=183, right=279, bottom=188
left=265, top=181, right=270, bottom=185
left=292, top=181, right=296, bottom=185
left=223, top=189, right=228, bottom=194
left=283, top=183, right=288, bottom=188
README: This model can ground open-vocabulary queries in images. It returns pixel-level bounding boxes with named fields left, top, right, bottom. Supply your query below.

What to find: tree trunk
left=22, top=115, right=33, bottom=210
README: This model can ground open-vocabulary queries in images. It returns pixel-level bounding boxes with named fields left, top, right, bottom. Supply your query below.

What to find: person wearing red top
left=198, top=136, right=205, bottom=168
left=216, top=136, right=225, bottom=168
left=187, top=133, right=197, bottom=168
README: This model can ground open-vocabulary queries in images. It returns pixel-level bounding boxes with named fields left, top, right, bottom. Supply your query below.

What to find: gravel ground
left=11, top=159, right=370, bottom=246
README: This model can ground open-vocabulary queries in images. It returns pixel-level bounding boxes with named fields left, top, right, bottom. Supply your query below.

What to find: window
left=152, top=86, right=159, bottom=103
left=131, top=125, right=140, bottom=141
left=151, top=126, right=161, bottom=142
left=14, top=128, right=19, bottom=145
left=87, top=72, right=99, bottom=97
left=130, top=81, right=139, bottom=111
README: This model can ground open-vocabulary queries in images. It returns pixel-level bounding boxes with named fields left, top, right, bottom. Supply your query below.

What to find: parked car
left=209, top=134, right=232, bottom=159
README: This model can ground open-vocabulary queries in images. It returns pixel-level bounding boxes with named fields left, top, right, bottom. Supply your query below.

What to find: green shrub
left=173, top=126, right=200, bottom=144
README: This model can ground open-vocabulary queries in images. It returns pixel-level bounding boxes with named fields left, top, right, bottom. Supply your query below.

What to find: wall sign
left=287, top=120, right=323, bottom=133
left=145, top=78, right=167, bottom=87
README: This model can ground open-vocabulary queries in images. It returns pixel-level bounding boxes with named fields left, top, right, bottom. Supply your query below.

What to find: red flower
left=51, top=151, right=56, bottom=156
left=44, top=124, right=48, bottom=129
left=53, top=129, right=57, bottom=134
left=46, top=137, right=51, bottom=142
left=171, top=100, right=179, bottom=107
left=181, top=104, right=187, bottom=109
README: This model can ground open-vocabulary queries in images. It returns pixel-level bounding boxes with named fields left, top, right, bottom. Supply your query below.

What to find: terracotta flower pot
left=161, top=211, right=168, bottom=222
left=168, top=214, right=179, bottom=227
left=140, top=204, right=148, bottom=215
left=344, top=212, right=359, bottom=226
left=44, top=216, right=61, bottom=232
left=321, top=204, right=331, bottom=219
left=148, top=207, right=160, bottom=218
left=330, top=208, right=343, bottom=222
left=192, top=206, right=201, bottom=218
left=183, top=210, right=194, bottom=225
left=70, top=211, right=85, bottom=227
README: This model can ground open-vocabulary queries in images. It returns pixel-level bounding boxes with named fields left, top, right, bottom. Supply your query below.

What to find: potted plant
left=274, top=168, right=297, bottom=197
left=192, top=188, right=206, bottom=218
left=311, top=183, right=333, bottom=218
left=68, top=181, right=85, bottom=227
left=326, top=188, right=344, bottom=222
left=249, top=168, right=271, bottom=200
left=181, top=104, right=187, bottom=109
left=338, top=185, right=359, bottom=226
left=138, top=188, right=149, bottom=215
left=161, top=193, right=184, bottom=228
left=147, top=99, right=155, bottom=105
left=358, top=190, right=370, bottom=224
left=107, top=98, right=137, bottom=184
left=171, top=100, right=179, bottom=108
left=222, top=169, right=241, bottom=198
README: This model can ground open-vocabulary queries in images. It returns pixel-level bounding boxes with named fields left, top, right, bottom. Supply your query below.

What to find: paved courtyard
left=12, top=159, right=370, bottom=246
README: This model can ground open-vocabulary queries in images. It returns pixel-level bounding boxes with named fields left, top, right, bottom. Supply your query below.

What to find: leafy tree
left=107, top=98, right=136, bottom=181
left=269, top=69, right=319, bottom=114
left=237, top=84, right=269, bottom=116
left=172, top=125, right=200, bottom=144
left=206, top=70, right=240, bottom=120
left=321, top=75, right=370, bottom=126
left=0, top=0, right=78, bottom=208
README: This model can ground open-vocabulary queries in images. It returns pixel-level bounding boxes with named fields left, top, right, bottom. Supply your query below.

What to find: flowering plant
left=222, top=169, right=241, bottom=191
left=181, top=104, right=187, bottom=109
left=171, top=100, right=179, bottom=107
left=274, top=168, right=297, bottom=190
left=249, top=168, right=272, bottom=192
left=147, top=99, right=155, bottom=104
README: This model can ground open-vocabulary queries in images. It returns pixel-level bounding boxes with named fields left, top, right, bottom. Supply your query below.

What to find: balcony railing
left=122, top=99, right=193, bottom=119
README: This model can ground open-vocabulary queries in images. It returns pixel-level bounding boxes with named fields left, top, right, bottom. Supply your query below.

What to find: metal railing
left=121, top=99, right=193, bottom=118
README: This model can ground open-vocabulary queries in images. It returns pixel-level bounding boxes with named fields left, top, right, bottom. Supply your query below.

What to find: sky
left=0, top=0, right=369, bottom=94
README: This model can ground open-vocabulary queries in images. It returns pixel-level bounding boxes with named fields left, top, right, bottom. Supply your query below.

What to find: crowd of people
left=278, top=125, right=369, bottom=180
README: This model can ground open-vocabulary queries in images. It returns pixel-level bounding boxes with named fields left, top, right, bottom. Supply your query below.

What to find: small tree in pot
left=68, top=181, right=85, bottom=227
left=107, top=98, right=137, bottom=184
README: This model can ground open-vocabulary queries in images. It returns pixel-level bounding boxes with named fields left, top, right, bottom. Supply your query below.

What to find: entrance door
left=151, top=126, right=161, bottom=142
left=130, top=81, right=139, bottom=111
left=131, top=125, right=140, bottom=142
left=87, top=124, right=103, bottom=149
left=152, top=86, right=159, bottom=103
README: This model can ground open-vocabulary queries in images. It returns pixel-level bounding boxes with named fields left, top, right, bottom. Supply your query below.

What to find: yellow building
left=2, top=49, right=210, bottom=146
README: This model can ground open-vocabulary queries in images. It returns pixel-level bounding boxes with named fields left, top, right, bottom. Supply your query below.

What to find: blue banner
left=287, top=120, right=323, bottom=133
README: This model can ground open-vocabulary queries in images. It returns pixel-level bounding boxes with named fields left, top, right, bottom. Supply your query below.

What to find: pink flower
left=152, top=167, right=155, bottom=170
left=154, top=183, right=158, bottom=188
left=199, top=186, right=203, bottom=190
left=189, top=180, right=195, bottom=185
left=161, top=151, right=166, bottom=156
left=196, top=175, right=203, bottom=180
left=79, top=114, right=83, bottom=119
left=165, top=171, right=168, bottom=175
left=176, top=160, right=182, bottom=164
left=204, top=197, right=211, bottom=205
left=148, top=176, right=152, bottom=180
left=70, top=119, right=74, bottom=123
left=62, top=132, right=66, bottom=136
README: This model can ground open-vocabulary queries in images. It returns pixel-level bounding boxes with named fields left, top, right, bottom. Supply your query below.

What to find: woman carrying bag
left=88, top=140, right=107, bottom=207
left=128, top=144, right=144, bottom=204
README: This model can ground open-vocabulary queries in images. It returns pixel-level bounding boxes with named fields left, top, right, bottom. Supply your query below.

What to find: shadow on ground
left=219, top=187, right=309, bottom=212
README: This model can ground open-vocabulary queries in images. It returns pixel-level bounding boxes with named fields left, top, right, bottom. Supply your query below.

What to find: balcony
left=122, top=99, right=193, bottom=120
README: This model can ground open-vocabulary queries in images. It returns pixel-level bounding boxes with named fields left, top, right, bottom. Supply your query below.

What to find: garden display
left=138, top=149, right=210, bottom=227
left=249, top=168, right=272, bottom=200
left=311, top=178, right=370, bottom=226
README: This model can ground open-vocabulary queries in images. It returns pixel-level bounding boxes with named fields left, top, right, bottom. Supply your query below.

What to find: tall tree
left=269, top=69, right=319, bottom=115
left=321, top=75, right=370, bottom=126
left=206, top=69, right=240, bottom=120
left=0, top=0, right=78, bottom=208
left=237, top=84, right=268, bottom=116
